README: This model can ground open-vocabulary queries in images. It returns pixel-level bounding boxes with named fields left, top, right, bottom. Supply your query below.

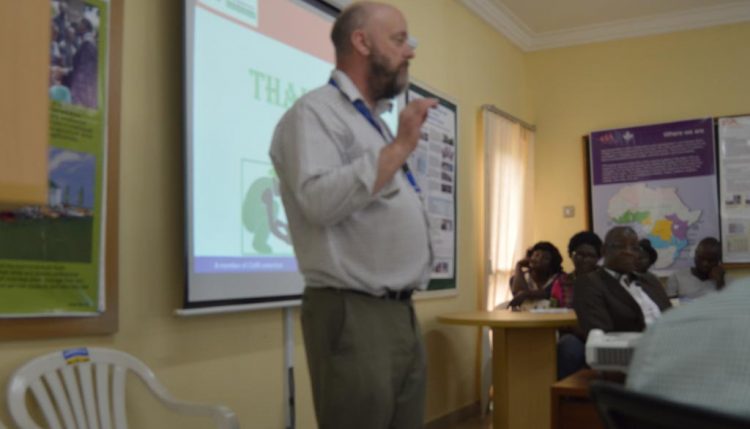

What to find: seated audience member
left=574, top=226, right=671, bottom=337
left=552, top=231, right=602, bottom=379
left=508, top=242, right=564, bottom=309
left=635, top=238, right=661, bottom=287
left=627, top=278, right=750, bottom=418
left=551, top=231, right=603, bottom=308
left=666, top=237, right=725, bottom=301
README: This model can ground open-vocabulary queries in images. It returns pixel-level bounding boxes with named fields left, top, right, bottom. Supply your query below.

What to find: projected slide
left=191, top=0, right=334, bottom=274
left=186, top=0, right=402, bottom=308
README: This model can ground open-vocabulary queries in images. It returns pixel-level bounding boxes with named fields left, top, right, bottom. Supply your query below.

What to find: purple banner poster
left=589, top=118, right=719, bottom=275
left=590, top=118, right=715, bottom=185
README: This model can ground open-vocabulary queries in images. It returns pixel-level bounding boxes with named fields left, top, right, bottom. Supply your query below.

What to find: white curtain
left=484, top=109, right=535, bottom=310
left=480, top=108, right=535, bottom=412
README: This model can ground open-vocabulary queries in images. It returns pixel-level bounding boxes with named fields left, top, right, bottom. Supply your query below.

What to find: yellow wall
left=0, top=1, right=529, bottom=427
left=527, top=23, right=750, bottom=269
left=3, top=2, right=747, bottom=427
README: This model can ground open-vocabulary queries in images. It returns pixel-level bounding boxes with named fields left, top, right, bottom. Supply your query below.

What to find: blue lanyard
left=329, top=79, right=421, bottom=194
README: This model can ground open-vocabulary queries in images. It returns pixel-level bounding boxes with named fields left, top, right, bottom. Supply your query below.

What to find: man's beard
left=368, top=49, right=408, bottom=101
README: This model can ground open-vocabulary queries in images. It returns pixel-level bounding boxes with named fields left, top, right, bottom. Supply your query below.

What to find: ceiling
left=459, top=0, right=750, bottom=51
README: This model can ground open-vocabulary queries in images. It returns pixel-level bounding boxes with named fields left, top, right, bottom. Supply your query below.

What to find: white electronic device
left=585, top=329, right=642, bottom=372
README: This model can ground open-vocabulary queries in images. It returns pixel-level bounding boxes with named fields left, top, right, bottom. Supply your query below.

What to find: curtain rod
left=482, top=104, right=536, bottom=132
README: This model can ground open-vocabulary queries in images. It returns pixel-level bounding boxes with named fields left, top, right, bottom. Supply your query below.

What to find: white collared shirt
left=269, top=70, right=432, bottom=295
left=604, top=268, right=662, bottom=325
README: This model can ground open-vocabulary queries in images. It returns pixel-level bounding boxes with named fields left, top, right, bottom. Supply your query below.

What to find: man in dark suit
left=574, top=226, right=671, bottom=337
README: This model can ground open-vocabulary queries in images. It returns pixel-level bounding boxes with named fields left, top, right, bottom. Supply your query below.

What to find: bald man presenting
left=270, top=2, right=436, bottom=428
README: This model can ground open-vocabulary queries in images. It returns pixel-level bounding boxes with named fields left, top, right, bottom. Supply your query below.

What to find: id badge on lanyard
left=329, top=78, right=421, bottom=194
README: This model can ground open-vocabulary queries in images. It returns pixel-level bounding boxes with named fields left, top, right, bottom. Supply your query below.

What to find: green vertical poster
left=0, top=0, right=109, bottom=316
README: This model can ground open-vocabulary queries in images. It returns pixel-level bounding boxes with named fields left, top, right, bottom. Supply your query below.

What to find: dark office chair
left=589, top=381, right=750, bottom=429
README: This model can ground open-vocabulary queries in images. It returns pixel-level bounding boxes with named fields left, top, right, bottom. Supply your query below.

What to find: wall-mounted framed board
left=717, top=114, right=750, bottom=266
left=404, top=81, right=459, bottom=298
left=587, top=118, right=719, bottom=276
left=0, top=0, right=121, bottom=339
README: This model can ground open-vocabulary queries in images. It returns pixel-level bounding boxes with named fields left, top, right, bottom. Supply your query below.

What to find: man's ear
left=351, top=29, right=371, bottom=56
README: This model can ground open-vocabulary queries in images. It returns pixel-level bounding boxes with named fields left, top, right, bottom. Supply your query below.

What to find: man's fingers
left=412, top=98, right=439, bottom=114
left=424, top=98, right=439, bottom=108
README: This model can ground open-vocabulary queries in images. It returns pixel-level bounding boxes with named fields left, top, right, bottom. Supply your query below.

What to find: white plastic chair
left=7, top=347, right=239, bottom=429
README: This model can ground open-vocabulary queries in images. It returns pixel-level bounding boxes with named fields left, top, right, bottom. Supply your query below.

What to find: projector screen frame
left=181, top=0, right=343, bottom=315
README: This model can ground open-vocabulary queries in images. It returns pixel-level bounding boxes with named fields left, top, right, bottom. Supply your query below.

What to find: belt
left=325, top=287, right=414, bottom=302
left=382, top=288, right=414, bottom=301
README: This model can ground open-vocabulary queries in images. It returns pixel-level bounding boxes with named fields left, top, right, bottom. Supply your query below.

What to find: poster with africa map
left=589, top=118, right=719, bottom=276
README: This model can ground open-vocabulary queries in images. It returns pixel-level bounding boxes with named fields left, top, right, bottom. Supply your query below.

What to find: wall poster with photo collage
left=403, top=82, right=458, bottom=297
left=717, top=114, right=750, bottom=265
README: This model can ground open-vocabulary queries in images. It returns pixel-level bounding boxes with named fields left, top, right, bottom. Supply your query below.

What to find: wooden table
left=438, top=310, right=577, bottom=429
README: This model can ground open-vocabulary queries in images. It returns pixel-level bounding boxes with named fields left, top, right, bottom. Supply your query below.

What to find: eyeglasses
left=407, top=35, right=418, bottom=49
left=390, top=34, right=418, bottom=50
left=572, top=251, right=599, bottom=260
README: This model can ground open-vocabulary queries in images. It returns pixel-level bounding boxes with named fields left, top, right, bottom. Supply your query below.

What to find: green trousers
left=301, top=287, right=426, bottom=429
